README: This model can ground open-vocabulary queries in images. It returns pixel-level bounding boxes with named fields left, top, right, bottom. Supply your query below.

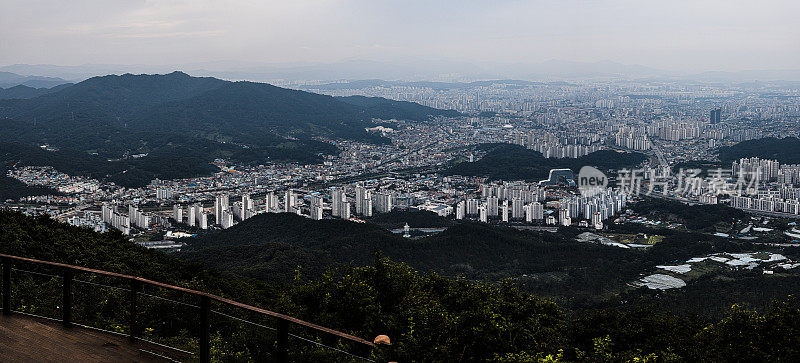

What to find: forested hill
left=718, top=137, right=800, bottom=164
left=4, top=210, right=800, bottom=360
left=0, top=141, right=223, bottom=188
left=0, top=175, right=61, bottom=201
left=178, top=209, right=800, bottom=317
left=0, top=71, right=458, bottom=142
left=180, top=211, right=760, bottom=304
left=179, top=212, right=643, bottom=291
left=444, top=143, right=647, bottom=181
left=0, top=83, right=72, bottom=100
left=0, top=72, right=458, bottom=187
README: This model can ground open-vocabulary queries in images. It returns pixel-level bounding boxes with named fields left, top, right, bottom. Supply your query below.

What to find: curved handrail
left=0, top=253, right=375, bottom=347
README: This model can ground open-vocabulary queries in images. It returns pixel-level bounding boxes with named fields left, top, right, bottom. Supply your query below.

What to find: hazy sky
left=2, top=0, right=798, bottom=72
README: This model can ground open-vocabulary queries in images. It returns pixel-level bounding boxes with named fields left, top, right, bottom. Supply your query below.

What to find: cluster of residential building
left=452, top=182, right=629, bottom=229
left=66, top=211, right=107, bottom=233
left=731, top=158, right=800, bottom=185
left=731, top=194, right=800, bottom=215
left=8, top=166, right=100, bottom=194
left=5, top=79, right=800, bottom=240
left=172, top=203, right=209, bottom=229
left=511, top=131, right=605, bottom=158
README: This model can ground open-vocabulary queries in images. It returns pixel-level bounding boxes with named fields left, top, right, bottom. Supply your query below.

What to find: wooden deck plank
left=0, top=314, right=170, bottom=362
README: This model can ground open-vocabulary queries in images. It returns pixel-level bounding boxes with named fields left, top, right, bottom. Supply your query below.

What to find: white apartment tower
left=215, top=194, right=229, bottom=225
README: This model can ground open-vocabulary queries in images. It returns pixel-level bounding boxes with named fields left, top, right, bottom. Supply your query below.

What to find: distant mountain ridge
left=0, top=71, right=71, bottom=88
left=7, top=60, right=800, bottom=83
left=0, top=71, right=458, bottom=187
left=0, top=71, right=456, bottom=138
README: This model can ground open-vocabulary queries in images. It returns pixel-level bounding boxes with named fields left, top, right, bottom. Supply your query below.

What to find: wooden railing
left=0, top=253, right=389, bottom=362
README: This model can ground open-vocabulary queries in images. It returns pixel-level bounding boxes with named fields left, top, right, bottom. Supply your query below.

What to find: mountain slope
left=718, top=137, right=800, bottom=164
left=136, top=80, right=374, bottom=140
left=0, top=141, right=222, bottom=188
left=0, top=71, right=227, bottom=125
left=4, top=207, right=800, bottom=361
left=179, top=212, right=645, bottom=299
left=0, top=83, right=73, bottom=100
left=0, top=71, right=455, bottom=141
left=0, top=175, right=61, bottom=201
left=0, top=72, right=457, bottom=186
left=0, top=71, right=70, bottom=88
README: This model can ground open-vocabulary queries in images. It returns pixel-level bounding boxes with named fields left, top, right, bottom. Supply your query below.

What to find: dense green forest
left=0, top=141, right=224, bottom=188
left=444, top=143, right=647, bottom=181
left=3, top=210, right=800, bottom=361
left=178, top=211, right=786, bottom=311
left=0, top=72, right=456, bottom=145
left=364, top=208, right=454, bottom=229
left=630, top=197, right=748, bottom=231
left=179, top=212, right=646, bottom=299
left=0, top=72, right=458, bottom=187
left=718, top=137, right=800, bottom=164
left=0, top=132, right=340, bottom=188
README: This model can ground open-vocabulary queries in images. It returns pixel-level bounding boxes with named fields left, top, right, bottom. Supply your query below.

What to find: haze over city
left=2, top=0, right=799, bottom=81
left=2, top=1, right=800, bottom=362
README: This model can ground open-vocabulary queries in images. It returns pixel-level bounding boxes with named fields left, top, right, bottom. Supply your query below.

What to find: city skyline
left=3, top=2, right=800, bottom=361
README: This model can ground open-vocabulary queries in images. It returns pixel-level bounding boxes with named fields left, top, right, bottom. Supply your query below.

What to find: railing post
left=62, top=268, right=73, bottom=328
left=2, top=258, right=10, bottom=315
left=276, top=319, right=289, bottom=363
left=200, top=295, right=211, bottom=363
left=129, top=279, right=140, bottom=342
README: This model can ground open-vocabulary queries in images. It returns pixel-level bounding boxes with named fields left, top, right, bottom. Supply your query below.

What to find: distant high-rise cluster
left=67, top=211, right=107, bottom=233
left=710, top=108, right=722, bottom=124
left=458, top=182, right=546, bottom=222
left=731, top=157, right=800, bottom=184
left=155, top=187, right=174, bottom=200
left=171, top=202, right=210, bottom=230
left=309, top=194, right=324, bottom=220
left=101, top=203, right=130, bottom=235
left=373, top=192, right=393, bottom=213
left=354, top=186, right=373, bottom=217
left=233, top=194, right=256, bottom=221
left=128, top=205, right=151, bottom=229
left=613, top=128, right=651, bottom=151
left=185, top=203, right=208, bottom=229
left=99, top=203, right=162, bottom=235
left=512, top=131, right=604, bottom=158
left=265, top=192, right=280, bottom=213
left=725, top=157, right=800, bottom=216
left=331, top=187, right=350, bottom=219
left=214, top=194, right=229, bottom=225
left=454, top=181, right=627, bottom=229
left=731, top=187, right=800, bottom=215
left=646, top=120, right=702, bottom=141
